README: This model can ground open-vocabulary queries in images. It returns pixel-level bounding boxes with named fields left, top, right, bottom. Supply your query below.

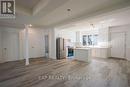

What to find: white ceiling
left=0, top=0, right=130, bottom=28
left=16, top=0, right=40, bottom=9
left=58, top=7, right=130, bottom=31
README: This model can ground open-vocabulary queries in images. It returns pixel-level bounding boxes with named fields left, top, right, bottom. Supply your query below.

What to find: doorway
left=45, top=35, right=49, bottom=58
left=110, top=32, right=126, bottom=59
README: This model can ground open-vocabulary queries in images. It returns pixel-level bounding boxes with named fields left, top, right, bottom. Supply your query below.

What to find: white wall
left=58, top=30, right=76, bottom=42
left=48, top=28, right=57, bottom=59
left=20, top=28, right=51, bottom=59
left=20, top=27, right=57, bottom=59
left=98, top=27, right=109, bottom=47
left=109, top=24, right=130, bottom=61
left=0, top=26, right=53, bottom=62
left=0, top=26, right=76, bottom=62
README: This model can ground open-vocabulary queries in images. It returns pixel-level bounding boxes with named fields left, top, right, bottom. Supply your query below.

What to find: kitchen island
left=74, top=48, right=91, bottom=63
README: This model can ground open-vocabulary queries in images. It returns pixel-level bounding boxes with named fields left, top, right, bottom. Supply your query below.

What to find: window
left=82, top=34, right=98, bottom=46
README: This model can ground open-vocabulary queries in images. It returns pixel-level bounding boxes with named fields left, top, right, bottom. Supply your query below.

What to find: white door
left=2, top=31, right=19, bottom=61
left=110, top=32, right=125, bottom=58
left=29, top=30, right=44, bottom=58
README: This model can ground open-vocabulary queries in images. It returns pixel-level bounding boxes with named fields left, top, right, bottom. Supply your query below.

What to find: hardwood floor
left=0, top=58, right=130, bottom=87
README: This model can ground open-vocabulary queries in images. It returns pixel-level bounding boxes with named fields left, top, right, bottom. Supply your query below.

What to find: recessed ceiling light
left=67, top=9, right=71, bottom=11
left=29, top=24, right=32, bottom=27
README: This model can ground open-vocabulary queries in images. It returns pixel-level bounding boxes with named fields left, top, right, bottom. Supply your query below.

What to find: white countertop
left=76, top=46, right=109, bottom=49
left=74, top=48, right=91, bottom=50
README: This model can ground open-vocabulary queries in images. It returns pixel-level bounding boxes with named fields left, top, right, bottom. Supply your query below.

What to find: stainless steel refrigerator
left=56, top=37, right=65, bottom=59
